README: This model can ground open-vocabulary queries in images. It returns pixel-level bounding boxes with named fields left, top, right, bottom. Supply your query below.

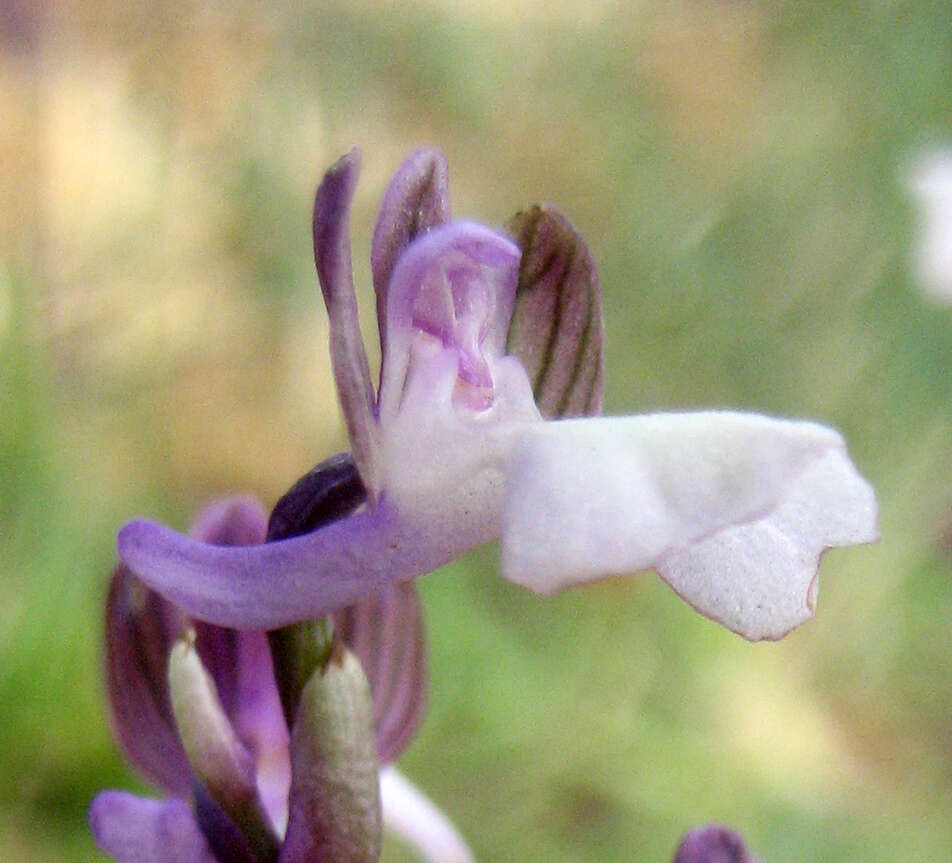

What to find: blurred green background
left=3, top=1, right=952, bottom=860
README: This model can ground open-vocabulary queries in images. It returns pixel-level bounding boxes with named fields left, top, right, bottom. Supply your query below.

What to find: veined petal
left=380, top=767, right=474, bottom=863
left=500, top=412, right=878, bottom=641
left=118, top=498, right=496, bottom=631
left=507, top=204, right=604, bottom=419
left=89, top=791, right=218, bottom=863
left=313, top=149, right=381, bottom=497
left=372, top=149, right=451, bottom=350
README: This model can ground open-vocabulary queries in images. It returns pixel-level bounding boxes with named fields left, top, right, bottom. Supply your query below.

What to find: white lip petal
left=380, top=766, right=474, bottom=863
left=499, top=412, right=877, bottom=640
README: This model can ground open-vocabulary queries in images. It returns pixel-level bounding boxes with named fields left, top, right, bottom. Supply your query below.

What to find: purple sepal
left=312, top=148, right=380, bottom=496
left=371, top=149, right=451, bottom=352
left=104, top=497, right=275, bottom=800
left=334, top=580, right=427, bottom=764
left=89, top=791, right=218, bottom=863
left=506, top=204, right=604, bottom=419
left=104, top=565, right=191, bottom=797
left=672, top=824, right=760, bottom=863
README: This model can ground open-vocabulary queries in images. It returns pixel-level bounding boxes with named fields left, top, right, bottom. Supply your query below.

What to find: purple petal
left=334, top=580, right=427, bottom=763
left=312, top=149, right=381, bottom=497
left=118, top=501, right=480, bottom=631
left=371, top=149, right=451, bottom=351
left=280, top=649, right=381, bottom=863
left=89, top=791, right=218, bottom=863
left=507, top=204, right=604, bottom=419
left=672, top=824, right=760, bottom=863
left=104, top=565, right=191, bottom=796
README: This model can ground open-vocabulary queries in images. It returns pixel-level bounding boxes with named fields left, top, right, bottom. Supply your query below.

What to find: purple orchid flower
left=672, top=824, right=761, bottom=863
left=117, top=148, right=877, bottom=645
left=91, top=496, right=472, bottom=863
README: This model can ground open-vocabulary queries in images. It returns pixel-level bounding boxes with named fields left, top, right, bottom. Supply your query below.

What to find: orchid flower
left=117, top=148, right=877, bottom=643
left=672, top=824, right=761, bottom=863
left=91, top=496, right=472, bottom=863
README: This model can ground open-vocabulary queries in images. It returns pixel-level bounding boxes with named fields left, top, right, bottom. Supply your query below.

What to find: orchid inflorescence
left=92, top=148, right=878, bottom=862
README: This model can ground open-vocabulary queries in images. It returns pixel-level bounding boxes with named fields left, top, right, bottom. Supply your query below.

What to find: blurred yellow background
left=2, top=1, right=952, bottom=860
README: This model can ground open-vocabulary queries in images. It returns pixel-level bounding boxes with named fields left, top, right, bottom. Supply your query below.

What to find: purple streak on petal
left=89, top=791, right=218, bottom=863
left=672, top=824, right=760, bottom=863
left=313, top=149, right=380, bottom=496
left=371, top=149, right=451, bottom=352
left=506, top=204, right=604, bottom=419
left=118, top=500, right=471, bottom=631
left=104, top=565, right=191, bottom=797
left=334, top=579, right=427, bottom=763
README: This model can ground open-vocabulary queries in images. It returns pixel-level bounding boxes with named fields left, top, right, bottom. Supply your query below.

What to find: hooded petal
left=377, top=221, right=523, bottom=423
left=500, top=412, right=878, bottom=641
left=312, top=149, right=380, bottom=496
left=379, top=767, right=473, bottom=863
left=89, top=791, right=218, bottom=863
left=507, top=204, right=604, bottom=419
left=371, top=148, right=451, bottom=350
left=334, top=579, right=427, bottom=764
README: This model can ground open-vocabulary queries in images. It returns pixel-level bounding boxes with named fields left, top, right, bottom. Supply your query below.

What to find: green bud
left=280, top=646, right=382, bottom=863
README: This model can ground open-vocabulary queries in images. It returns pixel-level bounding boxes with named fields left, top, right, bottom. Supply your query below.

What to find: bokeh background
left=3, top=1, right=952, bottom=860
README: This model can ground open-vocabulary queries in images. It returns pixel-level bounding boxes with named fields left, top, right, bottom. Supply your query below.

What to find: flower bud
left=169, top=634, right=280, bottom=862
left=280, top=647, right=381, bottom=863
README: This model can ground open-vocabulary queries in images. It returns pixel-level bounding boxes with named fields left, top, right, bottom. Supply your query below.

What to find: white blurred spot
left=909, top=148, right=952, bottom=304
